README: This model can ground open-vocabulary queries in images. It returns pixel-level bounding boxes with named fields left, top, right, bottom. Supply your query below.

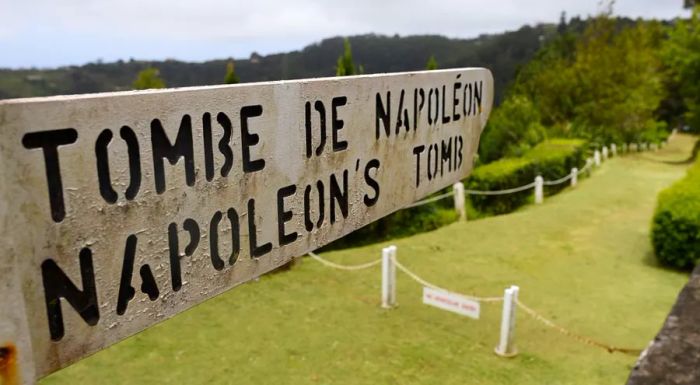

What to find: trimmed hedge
left=651, top=158, right=700, bottom=269
left=323, top=203, right=457, bottom=251
left=467, top=139, right=587, bottom=214
left=325, top=138, right=587, bottom=251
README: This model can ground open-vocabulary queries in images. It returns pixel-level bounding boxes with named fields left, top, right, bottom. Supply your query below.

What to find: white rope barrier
left=392, top=257, right=504, bottom=302
left=307, top=251, right=381, bottom=270
left=464, top=182, right=537, bottom=196
left=515, top=299, right=642, bottom=355
left=404, top=155, right=603, bottom=208
left=308, top=248, right=644, bottom=356
left=578, top=161, right=593, bottom=174
left=306, top=143, right=650, bottom=357
left=404, top=191, right=455, bottom=208
left=542, top=173, right=573, bottom=186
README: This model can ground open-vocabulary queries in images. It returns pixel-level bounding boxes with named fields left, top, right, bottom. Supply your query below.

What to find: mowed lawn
left=42, top=135, right=696, bottom=385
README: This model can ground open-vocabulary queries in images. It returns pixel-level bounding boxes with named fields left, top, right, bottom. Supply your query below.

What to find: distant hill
left=0, top=25, right=559, bottom=102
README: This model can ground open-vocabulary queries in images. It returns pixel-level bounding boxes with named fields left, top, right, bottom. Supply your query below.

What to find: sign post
left=0, top=69, right=493, bottom=383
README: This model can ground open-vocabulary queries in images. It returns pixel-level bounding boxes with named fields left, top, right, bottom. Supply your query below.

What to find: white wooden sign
left=0, top=68, right=493, bottom=383
left=423, top=286, right=480, bottom=319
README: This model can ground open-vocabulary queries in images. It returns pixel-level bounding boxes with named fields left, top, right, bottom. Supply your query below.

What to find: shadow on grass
left=641, top=249, right=693, bottom=275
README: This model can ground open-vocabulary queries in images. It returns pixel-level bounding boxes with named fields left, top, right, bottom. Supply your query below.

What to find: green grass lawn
left=639, top=134, right=696, bottom=163
left=41, top=135, right=697, bottom=385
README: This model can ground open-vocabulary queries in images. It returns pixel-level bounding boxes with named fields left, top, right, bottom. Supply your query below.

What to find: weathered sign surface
left=423, top=286, right=480, bottom=319
left=0, top=68, right=493, bottom=383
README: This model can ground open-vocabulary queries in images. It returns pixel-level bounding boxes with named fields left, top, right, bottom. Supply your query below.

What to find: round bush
left=651, top=161, right=700, bottom=269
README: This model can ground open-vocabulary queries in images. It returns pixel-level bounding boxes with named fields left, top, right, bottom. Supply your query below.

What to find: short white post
left=453, top=182, right=466, bottom=221
left=586, top=158, right=593, bottom=176
left=571, top=168, right=578, bottom=187
left=643, top=142, right=649, bottom=151
left=602, top=146, right=608, bottom=160
left=389, top=246, right=397, bottom=305
left=381, top=246, right=397, bottom=308
left=534, top=176, right=544, bottom=204
left=611, top=143, right=617, bottom=157
left=594, top=150, right=601, bottom=167
left=651, top=142, right=658, bottom=151
left=495, top=285, right=519, bottom=357
left=631, top=143, right=638, bottom=152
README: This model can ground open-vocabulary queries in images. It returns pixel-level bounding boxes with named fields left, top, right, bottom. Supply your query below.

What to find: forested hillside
left=0, top=25, right=562, bottom=101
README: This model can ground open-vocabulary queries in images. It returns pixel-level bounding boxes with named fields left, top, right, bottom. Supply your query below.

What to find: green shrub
left=466, top=157, right=534, bottom=214
left=323, top=203, right=457, bottom=251
left=639, top=120, right=670, bottom=144
left=326, top=138, right=587, bottom=250
left=651, top=159, right=700, bottom=269
left=524, top=139, right=587, bottom=196
left=691, top=139, right=700, bottom=162
left=478, top=95, right=546, bottom=163
left=467, top=138, right=587, bottom=214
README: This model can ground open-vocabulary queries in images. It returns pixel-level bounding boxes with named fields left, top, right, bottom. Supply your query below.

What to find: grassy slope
left=42, top=135, right=696, bottom=385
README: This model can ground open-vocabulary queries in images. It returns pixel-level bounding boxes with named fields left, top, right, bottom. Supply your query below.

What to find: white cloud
left=0, top=0, right=689, bottom=68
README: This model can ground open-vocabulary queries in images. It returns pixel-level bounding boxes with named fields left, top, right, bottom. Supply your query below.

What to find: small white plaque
left=422, top=286, right=480, bottom=319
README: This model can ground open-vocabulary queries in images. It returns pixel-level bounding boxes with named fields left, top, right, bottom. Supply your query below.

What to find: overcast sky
left=0, top=0, right=690, bottom=69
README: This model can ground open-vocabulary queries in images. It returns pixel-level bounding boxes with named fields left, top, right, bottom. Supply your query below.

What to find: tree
left=224, top=60, right=240, bottom=84
left=426, top=55, right=438, bottom=70
left=557, top=11, right=567, bottom=34
left=663, top=6, right=700, bottom=131
left=512, top=7, right=664, bottom=143
left=567, top=16, right=664, bottom=142
left=336, top=38, right=357, bottom=76
left=478, top=95, right=546, bottom=162
left=133, top=67, right=165, bottom=90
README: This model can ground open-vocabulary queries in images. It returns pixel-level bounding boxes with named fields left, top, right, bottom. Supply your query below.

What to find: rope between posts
left=578, top=161, right=593, bottom=174
left=307, top=250, right=643, bottom=356
left=392, top=257, right=504, bottom=303
left=515, top=300, right=643, bottom=356
left=542, top=173, right=572, bottom=186
left=307, top=251, right=381, bottom=270
left=405, top=159, right=596, bottom=207
left=404, top=191, right=455, bottom=208
left=464, top=182, right=537, bottom=196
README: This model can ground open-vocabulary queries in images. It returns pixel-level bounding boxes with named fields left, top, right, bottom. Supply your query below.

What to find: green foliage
left=323, top=200, right=457, bottom=251
left=652, top=156, right=700, bottom=269
left=426, top=55, right=438, bottom=70
left=336, top=38, right=357, bottom=76
left=468, top=139, right=587, bottom=214
left=467, top=157, right=534, bottom=214
left=224, top=60, right=240, bottom=84
left=663, top=6, right=700, bottom=131
left=324, top=137, right=584, bottom=249
left=639, top=120, right=670, bottom=144
left=132, top=67, right=165, bottom=90
left=478, top=95, right=546, bottom=163
left=511, top=10, right=665, bottom=144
